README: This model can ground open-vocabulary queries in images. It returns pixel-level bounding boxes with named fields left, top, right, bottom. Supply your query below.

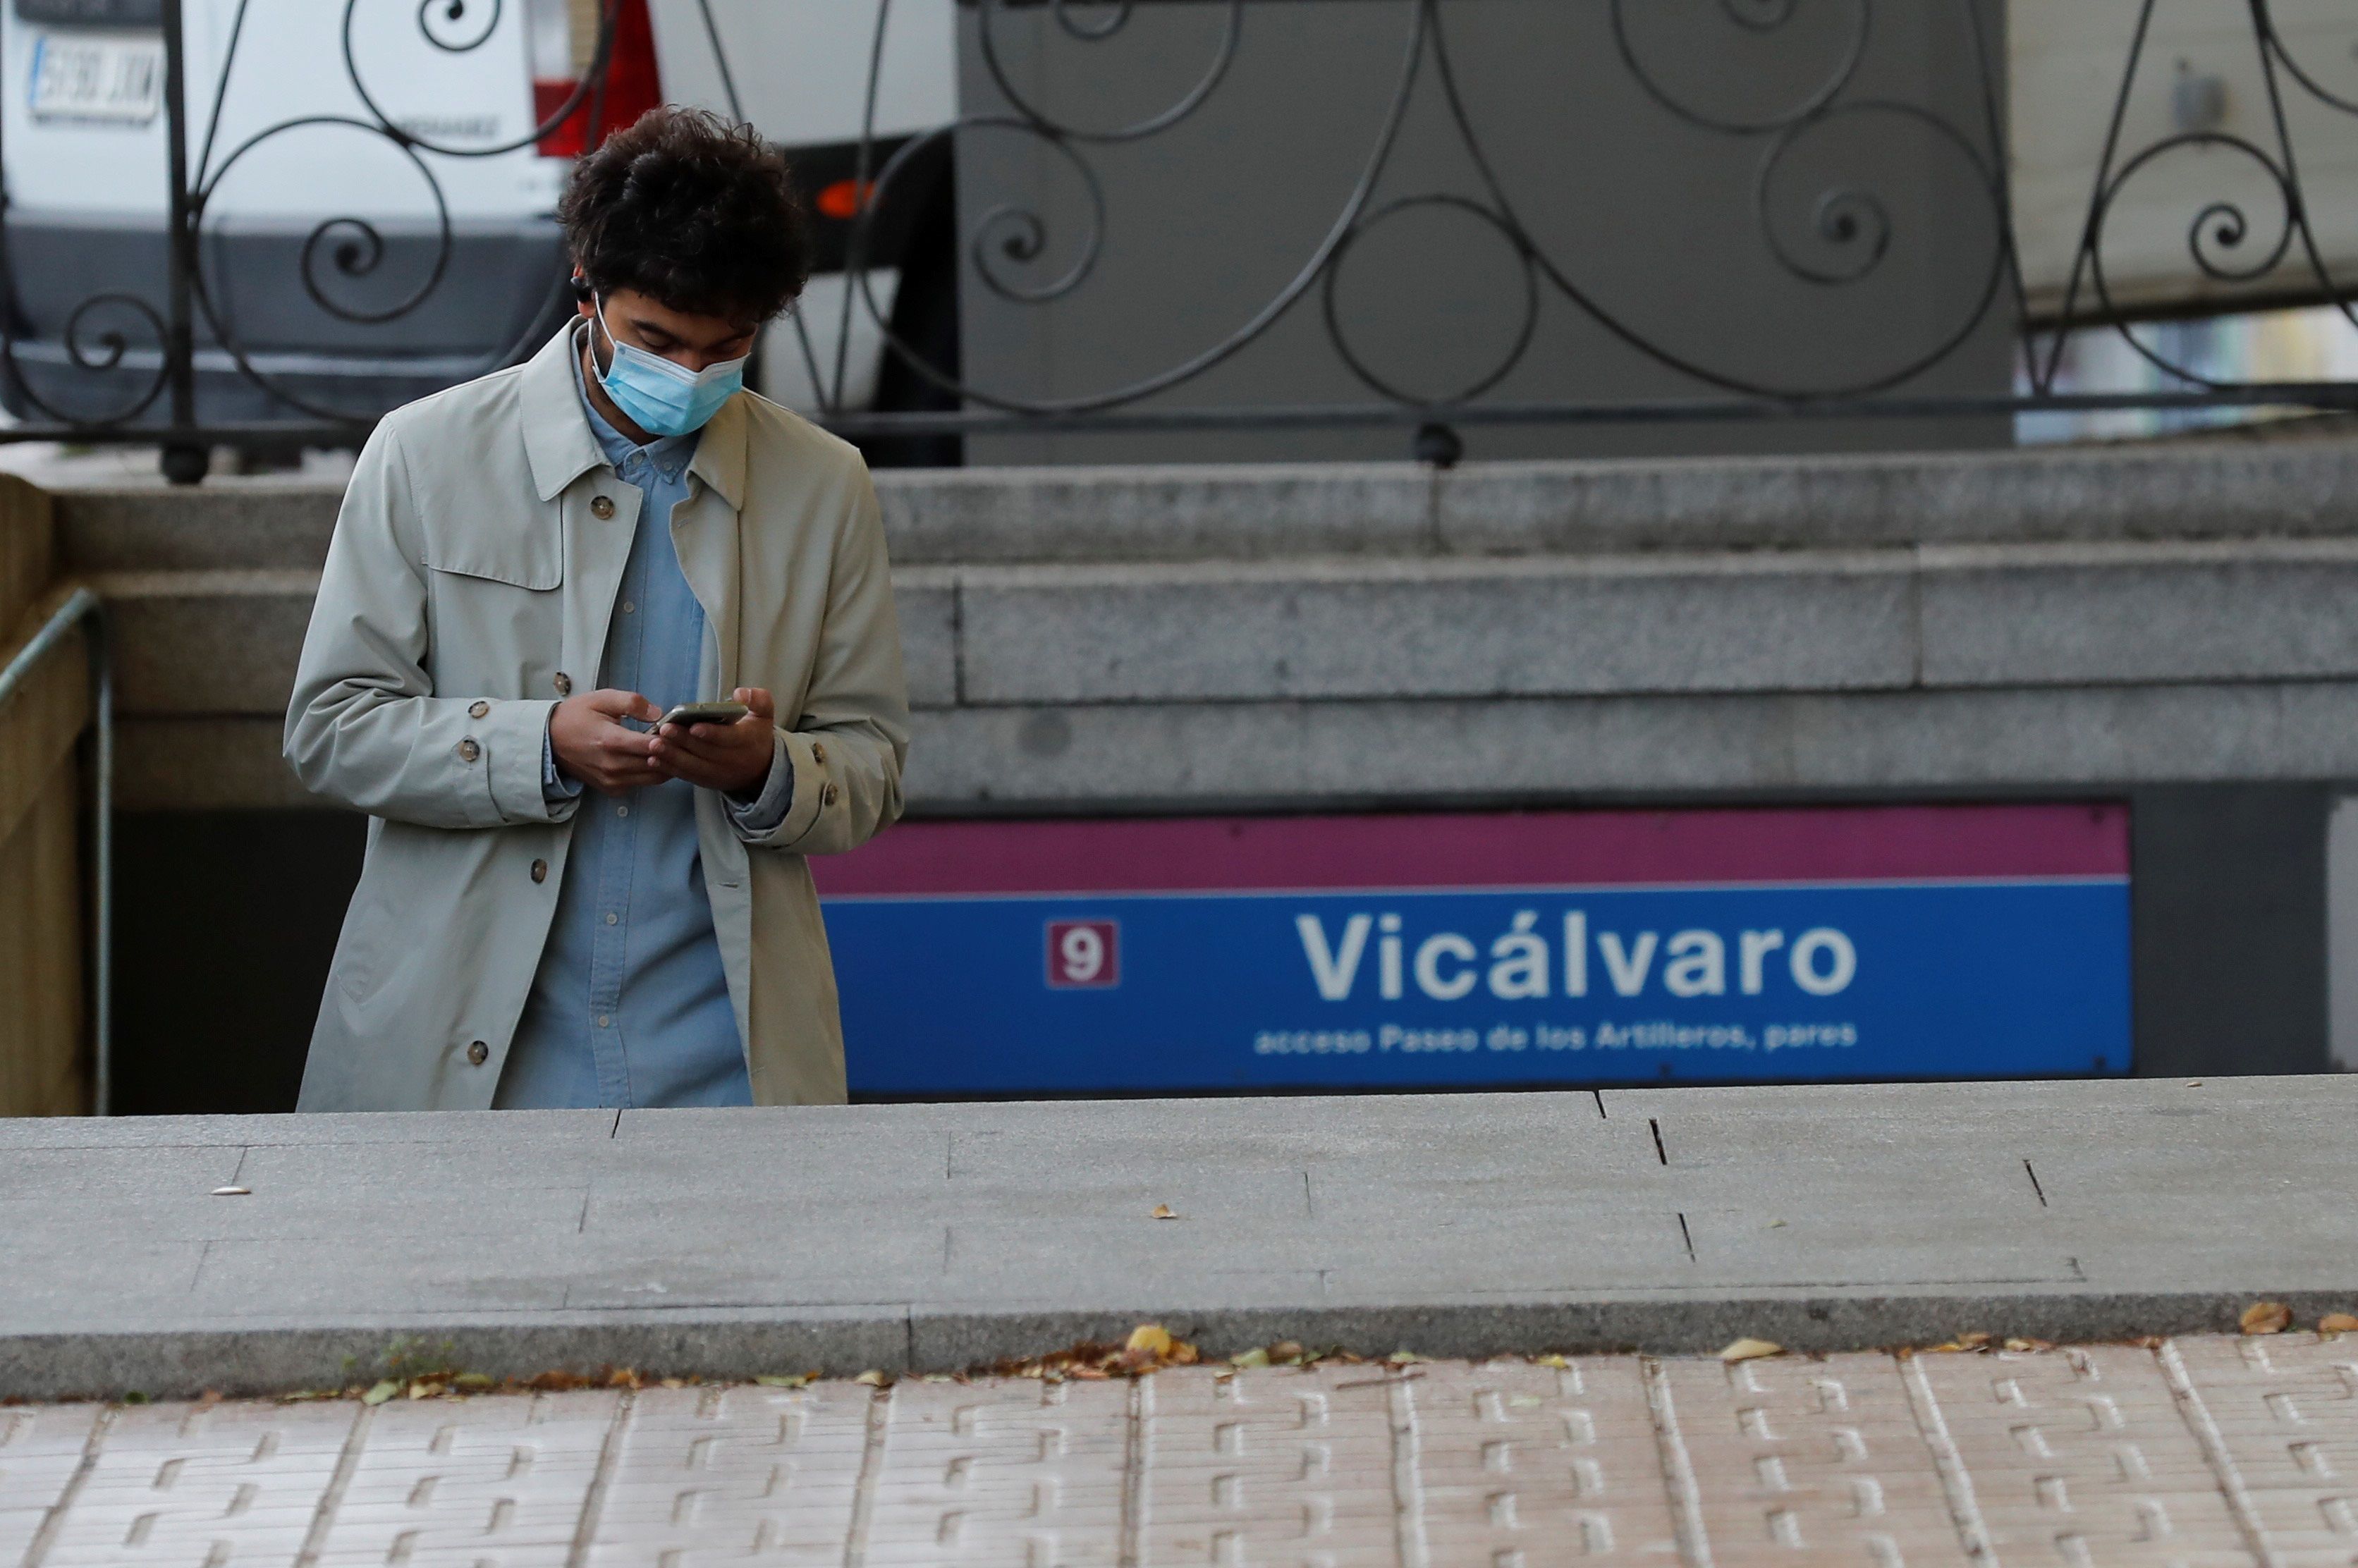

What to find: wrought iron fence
left=6, top=0, right=2358, bottom=479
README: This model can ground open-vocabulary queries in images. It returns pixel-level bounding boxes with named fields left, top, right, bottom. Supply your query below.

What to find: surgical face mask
left=590, top=296, right=746, bottom=437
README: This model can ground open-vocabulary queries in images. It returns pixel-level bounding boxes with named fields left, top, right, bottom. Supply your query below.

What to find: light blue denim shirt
left=494, top=354, right=792, bottom=1108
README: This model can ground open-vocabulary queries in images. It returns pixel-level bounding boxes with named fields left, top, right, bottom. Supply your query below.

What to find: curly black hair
left=558, top=106, right=810, bottom=325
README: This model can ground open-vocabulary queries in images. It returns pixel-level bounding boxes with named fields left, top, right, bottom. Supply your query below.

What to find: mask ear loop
left=587, top=290, right=618, bottom=374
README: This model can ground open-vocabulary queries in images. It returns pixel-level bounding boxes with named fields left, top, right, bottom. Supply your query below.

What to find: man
left=285, top=107, right=909, bottom=1111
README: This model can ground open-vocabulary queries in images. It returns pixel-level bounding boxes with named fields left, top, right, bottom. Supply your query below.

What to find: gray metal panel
left=951, top=0, right=2015, bottom=465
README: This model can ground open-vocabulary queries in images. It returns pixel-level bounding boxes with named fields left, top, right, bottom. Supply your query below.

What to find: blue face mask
left=590, top=297, right=747, bottom=437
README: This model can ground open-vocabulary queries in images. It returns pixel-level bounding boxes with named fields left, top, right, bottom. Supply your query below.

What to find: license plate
left=28, top=31, right=162, bottom=125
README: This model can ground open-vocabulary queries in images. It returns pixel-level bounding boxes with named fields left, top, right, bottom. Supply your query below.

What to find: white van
left=0, top=0, right=958, bottom=455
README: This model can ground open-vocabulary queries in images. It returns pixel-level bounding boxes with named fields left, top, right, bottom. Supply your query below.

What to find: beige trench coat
left=284, top=324, right=908, bottom=1111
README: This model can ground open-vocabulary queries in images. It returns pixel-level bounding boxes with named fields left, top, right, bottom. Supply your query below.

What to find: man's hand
left=549, top=689, right=664, bottom=795
left=650, top=687, right=777, bottom=797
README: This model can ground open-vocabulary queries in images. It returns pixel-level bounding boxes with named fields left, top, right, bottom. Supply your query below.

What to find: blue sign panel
left=814, top=806, right=2132, bottom=1095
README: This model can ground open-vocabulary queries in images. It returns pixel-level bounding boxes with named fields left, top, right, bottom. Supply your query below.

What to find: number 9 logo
left=1046, top=919, right=1120, bottom=989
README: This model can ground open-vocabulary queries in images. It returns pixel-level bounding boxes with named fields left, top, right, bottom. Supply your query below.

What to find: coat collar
left=520, top=318, right=747, bottom=510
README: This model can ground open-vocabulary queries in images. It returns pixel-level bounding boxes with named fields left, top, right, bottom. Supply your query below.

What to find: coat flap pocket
left=422, top=527, right=562, bottom=591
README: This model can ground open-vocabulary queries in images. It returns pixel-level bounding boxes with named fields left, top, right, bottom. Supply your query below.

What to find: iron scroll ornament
left=815, top=0, right=2358, bottom=433
left=0, top=0, right=625, bottom=443
left=5, top=0, right=2358, bottom=469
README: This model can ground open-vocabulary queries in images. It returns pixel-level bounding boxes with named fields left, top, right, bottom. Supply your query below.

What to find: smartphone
left=656, top=701, right=750, bottom=730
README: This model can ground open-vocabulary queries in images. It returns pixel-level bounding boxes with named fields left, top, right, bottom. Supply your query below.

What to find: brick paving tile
left=307, top=1388, right=621, bottom=1567
left=1403, top=1358, right=1682, bottom=1566
left=1138, top=1363, right=1400, bottom=1567
left=1913, top=1344, right=2254, bottom=1567
left=2166, top=1331, right=2358, bottom=1567
left=863, top=1376, right=1129, bottom=1567
left=32, top=1397, right=358, bottom=1567
left=0, top=1404, right=102, bottom=1566
left=1666, top=1350, right=1969, bottom=1567
left=583, top=1382, right=870, bottom=1567
left=8, top=1341, right=2338, bottom=1568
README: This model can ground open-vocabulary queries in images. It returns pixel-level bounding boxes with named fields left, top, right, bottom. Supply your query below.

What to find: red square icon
left=1046, top=919, right=1120, bottom=989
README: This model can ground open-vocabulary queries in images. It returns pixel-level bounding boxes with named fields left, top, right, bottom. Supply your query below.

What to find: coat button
left=530, top=859, right=548, bottom=883
left=590, top=495, right=615, bottom=520
left=554, top=673, right=573, bottom=696
left=811, top=742, right=826, bottom=766
left=468, top=699, right=490, bottom=719
left=822, top=783, right=838, bottom=807
left=466, top=1041, right=489, bottom=1066
left=456, top=737, right=480, bottom=763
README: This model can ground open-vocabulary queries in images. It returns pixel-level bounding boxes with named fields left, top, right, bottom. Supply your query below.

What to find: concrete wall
left=48, top=432, right=2358, bottom=1108
left=0, top=475, right=86, bottom=1117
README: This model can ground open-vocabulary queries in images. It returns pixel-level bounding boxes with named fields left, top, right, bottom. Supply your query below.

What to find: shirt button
left=468, top=699, right=490, bottom=719
left=591, top=495, right=616, bottom=520
left=605, top=911, right=618, bottom=925
left=530, top=859, right=548, bottom=883
left=811, top=742, right=826, bottom=766
left=822, top=783, right=838, bottom=807
left=616, top=804, right=628, bottom=819
left=465, top=1041, right=489, bottom=1066
left=621, top=601, right=635, bottom=615
left=555, top=673, right=573, bottom=696
left=597, top=1014, right=612, bottom=1029
left=456, top=738, right=480, bottom=763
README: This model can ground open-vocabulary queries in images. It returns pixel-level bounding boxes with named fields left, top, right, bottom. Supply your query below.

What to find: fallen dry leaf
left=1150, top=1204, right=1178, bottom=1220
left=1127, top=1324, right=1175, bottom=1359
left=1229, top=1347, right=1271, bottom=1368
left=2003, top=1337, right=2055, bottom=1354
left=753, top=1374, right=809, bottom=1389
left=1269, top=1340, right=1305, bottom=1363
left=2242, top=1301, right=2293, bottom=1335
left=1387, top=1349, right=1429, bottom=1365
left=2321, top=1313, right=2358, bottom=1335
left=361, top=1380, right=400, bottom=1406
left=1719, top=1337, right=1784, bottom=1364
left=853, top=1370, right=889, bottom=1387
left=1534, top=1353, right=1572, bottom=1370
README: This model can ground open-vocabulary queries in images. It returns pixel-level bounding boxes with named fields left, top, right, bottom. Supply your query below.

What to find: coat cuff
left=731, top=729, right=821, bottom=847
left=486, top=699, right=570, bottom=823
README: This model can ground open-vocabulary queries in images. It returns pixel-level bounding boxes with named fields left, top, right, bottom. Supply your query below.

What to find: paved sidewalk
left=7, top=1335, right=2357, bottom=1567
left=4, top=1077, right=2355, bottom=1399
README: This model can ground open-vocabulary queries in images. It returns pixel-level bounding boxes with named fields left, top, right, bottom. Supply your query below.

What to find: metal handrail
left=0, top=587, right=112, bottom=1115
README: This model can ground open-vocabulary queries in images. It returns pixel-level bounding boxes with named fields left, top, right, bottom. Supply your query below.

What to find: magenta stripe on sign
left=810, top=803, right=2129, bottom=898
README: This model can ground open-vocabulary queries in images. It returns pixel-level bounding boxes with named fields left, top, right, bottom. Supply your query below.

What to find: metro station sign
left=814, top=804, right=2133, bottom=1096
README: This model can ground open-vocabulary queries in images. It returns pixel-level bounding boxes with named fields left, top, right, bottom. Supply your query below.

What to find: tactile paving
left=0, top=1404, right=102, bottom=1564
left=32, top=1397, right=357, bottom=1567
left=306, top=1388, right=621, bottom=1567
left=1404, top=1357, right=1683, bottom=1565
left=1912, top=1343, right=2254, bottom=1567
left=863, top=1376, right=1128, bottom=1567
left=13, top=1338, right=2358, bottom=1567
left=1138, top=1362, right=1400, bottom=1567
left=585, top=1381, right=871, bottom=1567
left=2164, top=1332, right=2358, bottom=1567
left=1666, top=1349, right=1968, bottom=1567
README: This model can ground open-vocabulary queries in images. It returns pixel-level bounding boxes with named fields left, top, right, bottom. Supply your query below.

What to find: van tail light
left=528, top=0, right=662, bottom=158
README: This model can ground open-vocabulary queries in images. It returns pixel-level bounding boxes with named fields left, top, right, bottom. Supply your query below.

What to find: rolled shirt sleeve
left=542, top=716, right=585, bottom=808
left=722, top=729, right=794, bottom=835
